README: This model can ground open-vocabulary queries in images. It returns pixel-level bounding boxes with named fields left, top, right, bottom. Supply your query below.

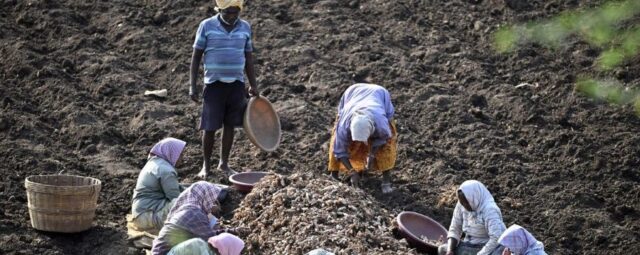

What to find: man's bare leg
left=197, top=130, right=216, bottom=179
left=218, top=124, right=238, bottom=176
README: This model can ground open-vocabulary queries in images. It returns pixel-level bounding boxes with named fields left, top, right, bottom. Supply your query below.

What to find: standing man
left=189, top=0, right=258, bottom=179
left=327, top=83, right=397, bottom=194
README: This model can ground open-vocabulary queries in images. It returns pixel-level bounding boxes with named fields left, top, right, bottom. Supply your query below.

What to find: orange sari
left=328, top=119, right=397, bottom=173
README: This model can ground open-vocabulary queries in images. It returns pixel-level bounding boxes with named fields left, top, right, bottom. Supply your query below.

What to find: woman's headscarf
left=166, top=181, right=221, bottom=231
left=149, top=137, right=186, bottom=167
left=498, top=224, right=544, bottom=254
left=458, top=180, right=495, bottom=212
left=208, top=233, right=245, bottom=255
left=215, top=0, right=244, bottom=11
left=350, top=111, right=374, bottom=143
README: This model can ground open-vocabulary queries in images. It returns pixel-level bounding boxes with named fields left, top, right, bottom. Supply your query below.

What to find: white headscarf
left=458, top=180, right=495, bottom=212
left=215, top=0, right=244, bottom=11
left=498, top=225, right=545, bottom=254
left=350, top=111, right=374, bottom=144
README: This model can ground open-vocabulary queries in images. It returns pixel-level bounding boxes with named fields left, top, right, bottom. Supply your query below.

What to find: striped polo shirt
left=193, top=14, right=253, bottom=84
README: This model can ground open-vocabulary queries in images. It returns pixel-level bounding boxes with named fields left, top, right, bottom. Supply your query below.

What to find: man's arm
left=245, top=51, right=259, bottom=96
left=189, top=48, right=204, bottom=102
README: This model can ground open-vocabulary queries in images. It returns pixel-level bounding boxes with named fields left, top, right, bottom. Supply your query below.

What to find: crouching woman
left=439, top=180, right=506, bottom=255
left=152, top=181, right=245, bottom=255
left=131, top=137, right=187, bottom=233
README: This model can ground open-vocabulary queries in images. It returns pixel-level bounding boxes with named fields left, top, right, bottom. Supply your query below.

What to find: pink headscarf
left=149, top=137, right=186, bottom=167
left=208, top=233, right=245, bottom=255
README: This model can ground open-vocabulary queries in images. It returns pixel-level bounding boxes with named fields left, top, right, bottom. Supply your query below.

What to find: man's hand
left=189, top=85, right=200, bottom=103
left=446, top=251, right=455, bottom=255
left=502, top=248, right=511, bottom=255
left=247, top=85, right=259, bottom=97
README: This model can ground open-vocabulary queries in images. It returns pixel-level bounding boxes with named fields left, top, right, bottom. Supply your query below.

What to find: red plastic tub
left=396, top=211, right=448, bottom=254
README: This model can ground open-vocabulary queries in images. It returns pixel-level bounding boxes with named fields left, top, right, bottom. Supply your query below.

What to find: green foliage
left=494, top=0, right=640, bottom=115
left=576, top=78, right=640, bottom=114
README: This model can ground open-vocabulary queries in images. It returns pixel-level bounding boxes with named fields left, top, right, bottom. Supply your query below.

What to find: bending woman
left=152, top=181, right=245, bottom=255
left=439, top=180, right=506, bottom=255
left=327, top=83, right=397, bottom=194
left=131, top=137, right=187, bottom=233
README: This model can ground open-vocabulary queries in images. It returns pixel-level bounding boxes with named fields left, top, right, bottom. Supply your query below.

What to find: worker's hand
left=247, top=85, right=259, bottom=97
left=189, top=85, right=200, bottom=103
left=228, top=226, right=250, bottom=236
left=502, top=248, right=511, bottom=255
left=349, top=171, right=360, bottom=188
left=446, top=250, right=455, bottom=255
left=210, top=203, right=221, bottom=218
left=366, top=154, right=375, bottom=172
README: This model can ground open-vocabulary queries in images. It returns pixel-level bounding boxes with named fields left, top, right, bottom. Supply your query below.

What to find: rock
left=126, top=247, right=140, bottom=255
left=83, top=144, right=98, bottom=154
left=0, top=117, right=8, bottom=131
left=469, top=94, right=487, bottom=108
left=290, top=85, right=306, bottom=94
left=473, top=20, right=483, bottom=31
left=505, top=0, right=531, bottom=11
left=153, top=11, right=169, bottom=25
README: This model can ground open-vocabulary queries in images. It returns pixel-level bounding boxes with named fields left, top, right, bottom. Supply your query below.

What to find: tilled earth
left=1, top=0, right=639, bottom=254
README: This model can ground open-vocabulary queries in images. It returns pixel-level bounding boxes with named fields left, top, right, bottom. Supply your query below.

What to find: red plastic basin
left=228, top=172, right=269, bottom=194
left=397, top=211, right=448, bottom=254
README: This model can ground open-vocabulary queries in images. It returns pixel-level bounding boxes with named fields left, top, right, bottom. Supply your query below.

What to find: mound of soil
left=232, top=173, right=414, bottom=254
left=1, top=0, right=639, bottom=254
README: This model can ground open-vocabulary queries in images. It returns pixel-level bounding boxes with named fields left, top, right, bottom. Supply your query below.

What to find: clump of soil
left=232, top=173, right=415, bottom=254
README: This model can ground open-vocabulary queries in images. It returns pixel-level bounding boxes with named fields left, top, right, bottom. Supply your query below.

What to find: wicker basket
left=25, top=175, right=102, bottom=233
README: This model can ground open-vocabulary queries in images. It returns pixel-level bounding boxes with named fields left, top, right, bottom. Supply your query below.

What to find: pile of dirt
left=231, top=173, right=414, bottom=255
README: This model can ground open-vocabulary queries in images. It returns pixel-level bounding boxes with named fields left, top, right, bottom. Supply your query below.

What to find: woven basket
left=25, top=175, right=102, bottom=233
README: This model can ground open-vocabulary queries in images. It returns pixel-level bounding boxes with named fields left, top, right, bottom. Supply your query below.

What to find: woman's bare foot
left=381, top=183, right=393, bottom=194
left=330, top=171, right=340, bottom=181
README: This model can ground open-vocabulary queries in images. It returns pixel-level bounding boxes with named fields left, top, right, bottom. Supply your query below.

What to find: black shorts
left=199, top=80, right=247, bottom=131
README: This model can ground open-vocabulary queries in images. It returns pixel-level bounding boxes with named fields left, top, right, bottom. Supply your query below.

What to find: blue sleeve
left=193, top=21, right=207, bottom=50
left=333, top=122, right=350, bottom=158
left=244, top=22, right=253, bottom=52
left=372, top=112, right=392, bottom=146
left=384, top=89, right=394, bottom=120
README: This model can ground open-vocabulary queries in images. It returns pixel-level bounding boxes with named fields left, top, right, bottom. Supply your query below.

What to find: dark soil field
left=1, top=0, right=639, bottom=254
